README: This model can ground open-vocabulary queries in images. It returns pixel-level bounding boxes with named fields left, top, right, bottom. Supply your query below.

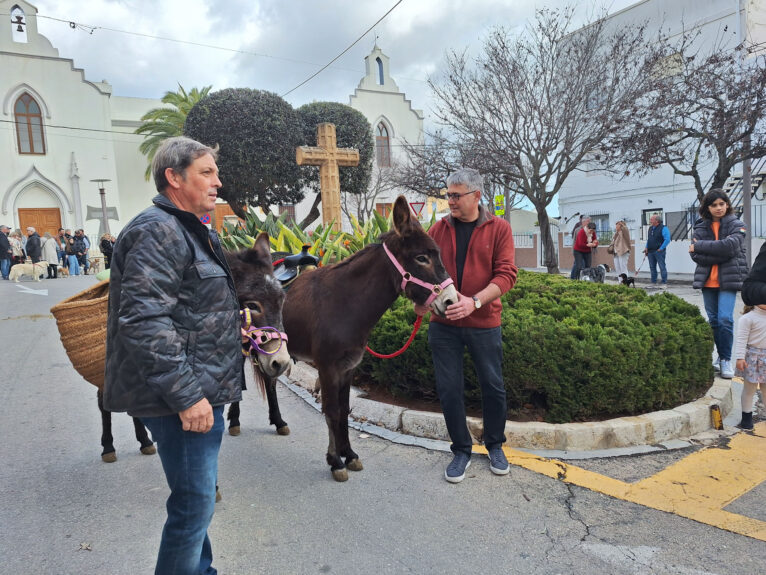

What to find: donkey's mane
left=325, top=241, right=382, bottom=272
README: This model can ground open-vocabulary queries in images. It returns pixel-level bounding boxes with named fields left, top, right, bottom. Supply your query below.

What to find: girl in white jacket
left=734, top=304, right=766, bottom=429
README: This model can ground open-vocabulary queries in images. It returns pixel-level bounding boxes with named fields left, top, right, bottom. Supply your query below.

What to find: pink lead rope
left=365, top=243, right=453, bottom=359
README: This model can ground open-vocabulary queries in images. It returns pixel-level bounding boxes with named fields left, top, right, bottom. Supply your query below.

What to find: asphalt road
left=1, top=275, right=764, bottom=575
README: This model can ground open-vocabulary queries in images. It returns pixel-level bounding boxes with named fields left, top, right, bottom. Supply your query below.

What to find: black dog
left=579, top=263, right=610, bottom=283
left=618, top=273, right=636, bottom=287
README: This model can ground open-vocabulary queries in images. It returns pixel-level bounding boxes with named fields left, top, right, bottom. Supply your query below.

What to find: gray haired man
left=415, top=167, right=518, bottom=483
left=105, top=136, right=243, bottom=574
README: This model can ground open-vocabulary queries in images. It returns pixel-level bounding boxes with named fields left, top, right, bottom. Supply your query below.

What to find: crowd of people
left=0, top=225, right=114, bottom=280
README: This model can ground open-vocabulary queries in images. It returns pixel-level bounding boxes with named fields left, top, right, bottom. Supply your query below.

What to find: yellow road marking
left=473, top=422, right=766, bottom=541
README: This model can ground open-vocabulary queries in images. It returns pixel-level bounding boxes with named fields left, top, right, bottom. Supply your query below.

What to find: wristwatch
left=472, top=296, right=482, bottom=310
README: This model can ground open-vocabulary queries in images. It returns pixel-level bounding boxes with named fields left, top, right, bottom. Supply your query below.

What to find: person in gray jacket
left=104, top=136, right=243, bottom=575
left=689, top=189, right=749, bottom=379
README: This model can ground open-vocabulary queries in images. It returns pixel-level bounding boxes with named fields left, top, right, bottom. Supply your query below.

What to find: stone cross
left=86, top=205, right=119, bottom=239
left=296, top=123, right=359, bottom=232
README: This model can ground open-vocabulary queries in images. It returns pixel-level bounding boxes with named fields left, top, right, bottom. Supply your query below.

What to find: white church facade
left=1, top=0, right=158, bottom=245
left=557, top=0, right=766, bottom=274
left=2, top=0, right=431, bottom=245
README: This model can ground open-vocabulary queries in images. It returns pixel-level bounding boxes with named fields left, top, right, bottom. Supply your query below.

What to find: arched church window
left=376, top=57, right=384, bottom=85
left=11, top=5, right=27, bottom=43
left=15, top=93, right=46, bottom=155
left=376, top=123, right=391, bottom=167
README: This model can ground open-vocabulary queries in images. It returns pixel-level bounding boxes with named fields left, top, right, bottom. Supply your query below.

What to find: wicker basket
left=50, top=280, right=110, bottom=389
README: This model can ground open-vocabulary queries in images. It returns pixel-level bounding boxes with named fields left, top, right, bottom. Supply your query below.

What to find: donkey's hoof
left=215, top=489, right=222, bottom=503
left=346, top=458, right=363, bottom=472
left=331, top=468, right=349, bottom=482
left=228, top=426, right=241, bottom=436
left=276, top=425, right=290, bottom=436
left=101, top=452, right=117, bottom=463
left=140, top=444, right=156, bottom=455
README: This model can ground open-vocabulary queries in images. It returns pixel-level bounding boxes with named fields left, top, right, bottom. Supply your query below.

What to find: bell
left=17, top=24, right=24, bottom=32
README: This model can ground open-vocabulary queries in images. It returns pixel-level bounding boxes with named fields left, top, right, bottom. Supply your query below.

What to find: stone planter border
left=285, top=362, right=732, bottom=451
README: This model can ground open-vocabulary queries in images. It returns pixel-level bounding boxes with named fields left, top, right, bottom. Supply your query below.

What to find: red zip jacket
left=573, top=227, right=592, bottom=253
left=428, top=205, right=517, bottom=328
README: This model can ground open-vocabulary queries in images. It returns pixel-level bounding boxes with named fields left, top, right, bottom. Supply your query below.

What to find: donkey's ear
left=243, top=232, right=272, bottom=268
left=392, top=196, right=420, bottom=236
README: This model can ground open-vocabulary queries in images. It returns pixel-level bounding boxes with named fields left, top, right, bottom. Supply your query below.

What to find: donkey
left=97, top=232, right=290, bottom=461
left=255, top=196, right=458, bottom=481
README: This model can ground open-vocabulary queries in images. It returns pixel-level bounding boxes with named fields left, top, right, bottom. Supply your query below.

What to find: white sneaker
left=712, top=357, right=720, bottom=372
left=720, top=359, right=734, bottom=379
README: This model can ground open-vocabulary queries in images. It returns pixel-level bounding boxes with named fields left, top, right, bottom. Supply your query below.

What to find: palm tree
left=135, top=84, right=212, bottom=180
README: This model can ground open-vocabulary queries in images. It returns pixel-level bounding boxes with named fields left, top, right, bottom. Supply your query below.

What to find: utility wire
left=2, top=9, right=425, bottom=84
left=281, top=0, right=405, bottom=97
left=0, top=118, right=437, bottom=148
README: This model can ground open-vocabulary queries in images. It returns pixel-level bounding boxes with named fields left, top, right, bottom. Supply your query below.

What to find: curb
left=283, top=361, right=733, bottom=452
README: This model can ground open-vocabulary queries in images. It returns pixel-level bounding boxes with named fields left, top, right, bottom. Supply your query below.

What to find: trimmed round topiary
left=356, top=270, right=714, bottom=423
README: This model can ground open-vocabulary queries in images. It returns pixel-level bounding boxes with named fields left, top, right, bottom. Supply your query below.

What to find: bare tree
left=341, top=163, right=400, bottom=224
left=424, top=6, right=657, bottom=273
left=610, top=39, right=766, bottom=202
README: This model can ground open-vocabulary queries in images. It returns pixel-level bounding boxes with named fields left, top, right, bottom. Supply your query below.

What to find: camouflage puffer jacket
left=104, top=194, right=244, bottom=417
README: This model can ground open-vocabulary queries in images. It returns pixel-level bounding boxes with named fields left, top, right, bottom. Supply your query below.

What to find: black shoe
left=488, top=447, right=510, bottom=475
left=737, top=412, right=754, bottom=430
left=445, top=452, right=471, bottom=483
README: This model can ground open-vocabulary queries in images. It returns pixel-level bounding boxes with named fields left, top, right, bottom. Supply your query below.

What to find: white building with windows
left=557, top=0, right=766, bottom=273
left=347, top=44, right=427, bottom=219
left=2, top=1, right=430, bottom=239
left=1, top=0, right=157, bottom=244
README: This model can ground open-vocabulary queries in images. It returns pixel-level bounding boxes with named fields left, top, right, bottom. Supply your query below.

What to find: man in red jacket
left=415, top=167, right=517, bottom=483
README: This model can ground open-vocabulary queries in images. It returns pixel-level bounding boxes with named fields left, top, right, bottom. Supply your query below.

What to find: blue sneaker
left=488, top=447, right=510, bottom=475
left=445, top=452, right=471, bottom=483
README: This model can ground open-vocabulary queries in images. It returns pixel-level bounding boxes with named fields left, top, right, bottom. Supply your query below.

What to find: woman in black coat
left=689, top=189, right=749, bottom=379
left=99, top=234, right=115, bottom=269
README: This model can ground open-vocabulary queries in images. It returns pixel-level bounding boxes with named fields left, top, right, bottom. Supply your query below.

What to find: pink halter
left=240, top=308, right=288, bottom=357
left=382, top=242, right=454, bottom=307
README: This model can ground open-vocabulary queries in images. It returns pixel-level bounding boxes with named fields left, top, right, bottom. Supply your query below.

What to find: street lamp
left=90, top=179, right=112, bottom=236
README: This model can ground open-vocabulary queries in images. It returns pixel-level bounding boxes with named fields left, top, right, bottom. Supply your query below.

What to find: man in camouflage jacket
left=104, top=136, right=243, bottom=575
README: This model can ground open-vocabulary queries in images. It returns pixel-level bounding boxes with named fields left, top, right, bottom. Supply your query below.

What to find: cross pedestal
left=296, top=123, right=360, bottom=232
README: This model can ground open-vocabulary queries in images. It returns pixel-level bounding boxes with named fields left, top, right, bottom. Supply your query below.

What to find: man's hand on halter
left=179, top=397, right=214, bottom=433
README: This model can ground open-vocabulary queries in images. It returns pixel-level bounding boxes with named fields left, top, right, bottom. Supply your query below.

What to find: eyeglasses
left=445, top=190, right=476, bottom=201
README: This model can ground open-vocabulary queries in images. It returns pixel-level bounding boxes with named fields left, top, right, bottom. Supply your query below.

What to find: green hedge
left=355, top=270, right=714, bottom=423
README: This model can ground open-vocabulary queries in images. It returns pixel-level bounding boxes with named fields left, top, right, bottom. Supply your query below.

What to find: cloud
left=28, top=0, right=638, bottom=109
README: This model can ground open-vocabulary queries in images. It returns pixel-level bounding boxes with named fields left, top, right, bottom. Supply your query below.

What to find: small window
left=279, top=204, right=296, bottom=225
left=375, top=123, right=390, bottom=167
left=15, top=93, right=46, bottom=155
left=641, top=209, right=664, bottom=241
left=589, top=213, right=611, bottom=243
left=376, top=203, right=392, bottom=218
left=376, top=57, right=384, bottom=85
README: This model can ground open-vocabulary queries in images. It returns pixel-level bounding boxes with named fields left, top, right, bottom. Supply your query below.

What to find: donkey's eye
left=415, top=255, right=430, bottom=265
left=245, top=301, right=263, bottom=314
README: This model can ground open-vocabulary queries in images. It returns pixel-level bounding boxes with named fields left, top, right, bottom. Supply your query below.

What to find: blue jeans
left=428, top=322, right=506, bottom=456
left=67, top=254, right=80, bottom=275
left=0, top=258, right=9, bottom=279
left=141, top=406, right=224, bottom=575
left=570, top=250, right=592, bottom=279
left=647, top=250, right=667, bottom=283
left=702, top=288, right=737, bottom=362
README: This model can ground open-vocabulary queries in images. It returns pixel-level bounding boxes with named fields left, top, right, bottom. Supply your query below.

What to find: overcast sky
left=27, top=0, right=639, bottom=116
